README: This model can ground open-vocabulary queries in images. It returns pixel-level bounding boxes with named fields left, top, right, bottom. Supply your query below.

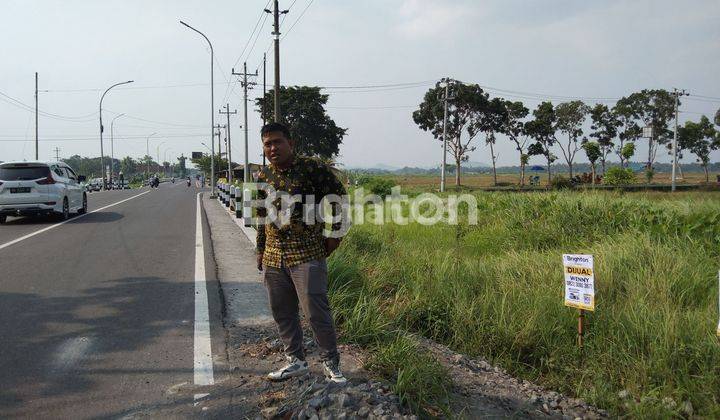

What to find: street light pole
left=110, top=113, right=125, bottom=186
left=99, top=80, right=133, bottom=189
left=35, top=72, right=39, bottom=160
left=180, top=20, right=216, bottom=197
left=157, top=141, right=166, bottom=176
left=145, top=132, right=157, bottom=179
left=164, top=149, right=174, bottom=176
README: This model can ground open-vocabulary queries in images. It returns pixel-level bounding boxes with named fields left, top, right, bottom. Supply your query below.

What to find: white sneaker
left=322, top=358, right=347, bottom=384
left=267, top=356, right=309, bottom=381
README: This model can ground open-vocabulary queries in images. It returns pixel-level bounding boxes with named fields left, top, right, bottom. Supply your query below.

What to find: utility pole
left=265, top=1, right=288, bottom=122
left=219, top=104, right=237, bottom=183
left=232, top=63, right=257, bottom=183
left=214, top=124, right=226, bottom=178
left=35, top=72, right=39, bottom=160
left=53, top=147, right=60, bottom=161
left=145, top=132, right=156, bottom=179
left=671, top=88, right=689, bottom=192
left=440, top=78, right=453, bottom=193
left=262, top=52, right=267, bottom=166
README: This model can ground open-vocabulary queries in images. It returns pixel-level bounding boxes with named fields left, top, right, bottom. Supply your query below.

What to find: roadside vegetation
left=328, top=190, right=720, bottom=417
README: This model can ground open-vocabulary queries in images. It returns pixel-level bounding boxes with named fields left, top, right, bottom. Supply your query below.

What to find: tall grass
left=328, top=191, right=720, bottom=417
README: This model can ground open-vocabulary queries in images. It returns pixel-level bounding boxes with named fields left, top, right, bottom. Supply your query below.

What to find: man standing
left=255, top=122, right=347, bottom=383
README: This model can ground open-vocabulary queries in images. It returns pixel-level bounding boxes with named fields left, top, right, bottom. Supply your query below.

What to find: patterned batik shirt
left=255, top=155, right=347, bottom=268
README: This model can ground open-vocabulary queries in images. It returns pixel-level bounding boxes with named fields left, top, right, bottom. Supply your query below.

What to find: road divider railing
left=234, top=186, right=242, bottom=218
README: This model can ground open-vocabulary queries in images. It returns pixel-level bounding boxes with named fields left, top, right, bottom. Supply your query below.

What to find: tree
left=413, top=80, right=489, bottom=187
left=526, top=102, right=558, bottom=185
left=555, top=100, right=590, bottom=178
left=582, top=141, right=601, bottom=184
left=499, top=100, right=530, bottom=186
left=476, top=97, right=507, bottom=186
left=139, top=155, right=160, bottom=178
left=612, top=98, right=640, bottom=168
left=191, top=153, right=228, bottom=178
left=177, top=155, right=187, bottom=178
left=589, top=103, right=620, bottom=173
left=681, top=116, right=719, bottom=182
left=715, top=107, right=720, bottom=127
left=256, top=86, right=346, bottom=159
left=620, top=143, right=635, bottom=165
left=623, top=89, right=676, bottom=170
left=120, top=156, right=137, bottom=176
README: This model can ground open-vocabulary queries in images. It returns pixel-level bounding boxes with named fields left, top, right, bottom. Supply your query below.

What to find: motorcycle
left=150, top=178, right=160, bottom=188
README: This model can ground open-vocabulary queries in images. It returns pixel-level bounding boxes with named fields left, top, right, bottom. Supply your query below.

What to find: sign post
left=563, top=254, right=595, bottom=348
left=717, top=271, right=720, bottom=338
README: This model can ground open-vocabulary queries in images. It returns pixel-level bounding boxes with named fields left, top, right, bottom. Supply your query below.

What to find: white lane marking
left=194, top=193, right=214, bottom=390
left=0, top=190, right=151, bottom=251
left=52, top=336, right=93, bottom=372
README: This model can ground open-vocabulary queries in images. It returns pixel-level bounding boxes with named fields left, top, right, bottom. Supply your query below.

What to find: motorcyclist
left=186, top=176, right=191, bottom=187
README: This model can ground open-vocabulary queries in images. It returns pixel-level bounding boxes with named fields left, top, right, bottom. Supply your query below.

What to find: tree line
left=413, top=80, right=720, bottom=186
left=61, top=154, right=187, bottom=180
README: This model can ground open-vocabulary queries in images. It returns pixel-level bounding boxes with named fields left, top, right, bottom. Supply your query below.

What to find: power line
left=221, top=0, right=272, bottom=105
left=230, top=0, right=272, bottom=71
left=327, top=105, right=416, bottom=110
left=0, top=90, right=98, bottom=121
left=281, top=0, right=312, bottom=40
left=0, top=134, right=206, bottom=142
left=104, top=110, right=206, bottom=128
left=689, top=93, right=720, bottom=100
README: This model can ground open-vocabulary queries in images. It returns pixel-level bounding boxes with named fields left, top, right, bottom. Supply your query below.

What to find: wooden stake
left=577, top=308, right=585, bottom=349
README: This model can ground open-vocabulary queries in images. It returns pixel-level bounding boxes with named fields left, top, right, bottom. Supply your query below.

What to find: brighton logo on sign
left=563, top=254, right=595, bottom=311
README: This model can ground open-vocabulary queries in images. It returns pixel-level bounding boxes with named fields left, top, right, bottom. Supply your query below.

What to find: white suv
left=0, top=161, right=88, bottom=224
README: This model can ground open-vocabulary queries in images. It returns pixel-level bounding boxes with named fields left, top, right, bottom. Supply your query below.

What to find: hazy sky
left=1, top=0, right=719, bottom=169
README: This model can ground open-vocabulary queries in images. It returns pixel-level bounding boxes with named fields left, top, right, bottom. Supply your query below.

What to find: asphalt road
left=0, top=182, right=225, bottom=418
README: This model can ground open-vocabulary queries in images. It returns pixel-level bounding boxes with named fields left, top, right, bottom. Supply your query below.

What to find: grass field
left=386, top=171, right=720, bottom=193
left=328, top=189, right=720, bottom=417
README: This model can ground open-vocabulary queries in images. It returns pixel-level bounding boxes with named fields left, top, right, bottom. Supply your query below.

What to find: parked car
left=0, top=161, right=87, bottom=223
left=87, top=178, right=103, bottom=192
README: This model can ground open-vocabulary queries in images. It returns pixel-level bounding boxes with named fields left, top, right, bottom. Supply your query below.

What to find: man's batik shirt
left=255, top=155, right=347, bottom=268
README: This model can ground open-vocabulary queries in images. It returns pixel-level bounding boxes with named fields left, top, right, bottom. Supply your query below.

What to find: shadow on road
left=70, top=212, right=124, bottom=224
left=1, top=211, right=124, bottom=226
left=0, top=276, right=195, bottom=416
left=1, top=216, right=58, bottom=226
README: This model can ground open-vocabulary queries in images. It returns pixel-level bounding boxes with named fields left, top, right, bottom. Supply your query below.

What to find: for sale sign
left=563, top=254, right=595, bottom=311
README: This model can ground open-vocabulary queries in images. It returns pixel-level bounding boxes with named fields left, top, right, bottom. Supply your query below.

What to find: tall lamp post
left=110, top=113, right=125, bottom=186
left=99, top=80, right=133, bottom=189
left=156, top=141, right=166, bottom=177
left=145, top=132, right=157, bottom=179
left=164, top=149, right=174, bottom=177
left=180, top=20, right=215, bottom=197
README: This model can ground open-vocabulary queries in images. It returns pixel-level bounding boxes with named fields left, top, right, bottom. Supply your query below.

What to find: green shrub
left=550, top=175, right=574, bottom=189
left=604, top=167, right=636, bottom=185
left=357, top=176, right=395, bottom=197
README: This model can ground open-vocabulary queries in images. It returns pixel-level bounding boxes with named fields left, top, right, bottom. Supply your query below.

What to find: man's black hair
left=260, top=122, right=291, bottom=139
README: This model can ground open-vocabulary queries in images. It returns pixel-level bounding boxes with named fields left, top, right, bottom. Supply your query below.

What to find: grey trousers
left=263, top=258, right=339, bottom=362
